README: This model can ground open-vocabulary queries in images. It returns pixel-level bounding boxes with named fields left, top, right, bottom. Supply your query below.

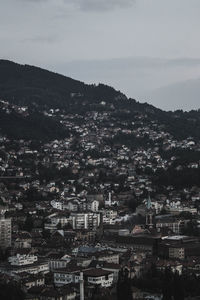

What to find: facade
left=51, top=199, right=99, bottom=213
left=0, top=216, right=11, bottom=248
left=87, top=200, right=99, bottom=212
left=14, top=232, right=32, bottom=249
left=169, top=246, right=185, bottom=260
left=101, top=263, right=120, bottom=283
left=76, top=229, right=96, bottom=242
left=21, top=274, right=45, bottom=289
left=51, top=200, right=63, bottom=210
left=156, top=218, right=185, bottom=234
left=84, top=268, right=113, bottom=287
left=70, top=213, right=100, bottom=230
left=8, top=254, right=38, bottom=266
left=116, top=235, right=157, bottom=255
left=102, top=209, right=118, bottom=224
left=96, top=252, right=120, bottom=264
left=54, top=268, right=81, bottom=286
left=49, top=257, right=71, bottom=271
left=54, top=268, right=114, bottom=288
left=0, top=260, right=49, bottom=275
left=158, top=236, right=200, bottom=259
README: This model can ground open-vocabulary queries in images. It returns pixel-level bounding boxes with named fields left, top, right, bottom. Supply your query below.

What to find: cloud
left=57, top=57, right=200, bottom=72
left=21, top=0, right=135, bottom=12
left=22, top=34, right=59, bottom=44
left=73, top=0, right=135, bottom=11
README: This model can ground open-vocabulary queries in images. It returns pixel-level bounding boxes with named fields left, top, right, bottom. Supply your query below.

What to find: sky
left=1, top=0, right=200, bottom=111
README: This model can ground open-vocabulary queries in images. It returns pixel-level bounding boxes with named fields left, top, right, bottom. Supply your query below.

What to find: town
left=0, top=97, right=200, bottom=300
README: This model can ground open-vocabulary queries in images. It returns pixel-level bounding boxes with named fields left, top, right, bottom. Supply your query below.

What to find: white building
left=105, top=192, right=118, bottom=207
left=64, top=200, right=79, bottom=212
left=87, top=200, right=99, bottom=212
left=49, top=255, right=71, bottom=271
left=46, top=214, right=70, bottom=229
left=102, top=209, right=118, bottom=224
left=70, top=213, right=100, bottom=230
left=84, top=268, right=113, bottom=287
left=5, top=260, right=49, bottom=275
left=8, top=254, right=38, bottom=266
left=54, top=268, right=114, bottom=287
left=51, top=200, right=63, bottom=210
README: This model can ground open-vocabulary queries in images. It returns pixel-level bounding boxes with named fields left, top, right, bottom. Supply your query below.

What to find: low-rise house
left=8, top=253, right=38, bottom=266
left=20, top=273, right=45, bottom=290
left=14, top=232, right=32, bottom=249
left=48, top=254, right=71, bottom=271
left=95, top=251, right=120, bottom=264
left=89, top=260, right=120, bottom=283
left=0, top=259, right=49, bottom=275
left=156, top=259, right=183, bottom=274
left=54, top=267, right=114, bottom=287
left=76, top=229, right=96, bottom=242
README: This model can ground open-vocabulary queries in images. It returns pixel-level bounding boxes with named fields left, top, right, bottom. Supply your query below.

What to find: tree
left=162, top=284, right=173, bottom=300
left=0, top=282, right=25, bottom=300
left=179, top=212, right=193, bottom=220
left=173, top=272, right=184, bottom=300
left=117, top=269, right=133, bottom=300
left=23, top=215, right=34, bottom=232
left=128, top=198, right=138, bottom=212
left=182, top=220, right=199, bottom=236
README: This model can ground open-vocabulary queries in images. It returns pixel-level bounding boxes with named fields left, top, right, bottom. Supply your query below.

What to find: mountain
left=148, top=78, right=200, bottom=111
left=0, top=60, right=123, bottom=109
left=0, top=60, right=125, bottom=140
left=1, top=59, right=200, bottom=141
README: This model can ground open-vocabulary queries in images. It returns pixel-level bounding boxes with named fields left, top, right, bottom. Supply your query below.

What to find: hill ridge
left=0, top=59, right=200, bottom=141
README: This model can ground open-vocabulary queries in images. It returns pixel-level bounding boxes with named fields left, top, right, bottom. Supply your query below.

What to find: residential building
left=70, top=213, right=100, bottom=230
left=8, top=253, right=38, bottom=266
left=0, top=216, right=11, bottom=248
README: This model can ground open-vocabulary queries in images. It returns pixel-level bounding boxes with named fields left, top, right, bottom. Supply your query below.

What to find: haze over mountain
left=146, top=78, right=200, bottom=111
left=54, top=56, right=200, bottom=112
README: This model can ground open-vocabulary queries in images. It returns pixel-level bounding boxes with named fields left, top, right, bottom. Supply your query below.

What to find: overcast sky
left=1, top=0, right=200, bottom=111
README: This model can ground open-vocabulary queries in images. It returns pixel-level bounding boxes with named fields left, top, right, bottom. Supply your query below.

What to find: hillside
left=0, top=60, right=123, bottom=109
left=0, top=59, right=200, bottom=141
left=0, top=60, right=124, bottom=140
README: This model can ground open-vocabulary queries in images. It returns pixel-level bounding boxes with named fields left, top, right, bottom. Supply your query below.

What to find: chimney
left=80, top=272, right=84, bottom=300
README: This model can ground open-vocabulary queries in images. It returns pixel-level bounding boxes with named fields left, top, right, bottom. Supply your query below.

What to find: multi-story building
left=102, top=209, right=118, bottom=224
left=87, top=200, right=99, bottom=212
left=155, top=216, right=185, bottom=234
left=158, top=236, right=200, bottom=259
left=169, top=246, right=185, bottom=260
left=70, top=213, right=100, bottom=230
left=0, top=216, right=11, bottom=248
